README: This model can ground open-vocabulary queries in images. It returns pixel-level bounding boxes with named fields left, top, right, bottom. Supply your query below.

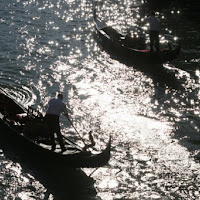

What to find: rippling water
left=1, top=0, right=200, bottom=199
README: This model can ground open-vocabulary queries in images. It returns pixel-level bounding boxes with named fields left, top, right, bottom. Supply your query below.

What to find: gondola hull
left=93, top=9, right=180, bottom=65
left=0, top=88, right=111, bottom=168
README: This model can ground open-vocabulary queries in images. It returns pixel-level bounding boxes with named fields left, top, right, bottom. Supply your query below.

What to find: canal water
left=0, top=0, right=200, bottom=199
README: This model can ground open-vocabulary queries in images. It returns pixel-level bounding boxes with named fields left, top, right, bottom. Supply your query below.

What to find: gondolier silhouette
left=144, top=11, right=160, bottom=51
left=45, top=93, right=69, bottom=152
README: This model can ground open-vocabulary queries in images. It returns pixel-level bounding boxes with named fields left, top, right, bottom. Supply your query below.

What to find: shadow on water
left=94, top=17, right=200, bottom=164
left=140, top=0, right=200, bottom=163
left=0, top=123, right=96, bottom=200
left=141, top=64, right=184, bottom=91
left=148, top=62, right=200, bottom=162
left=120, top=50, right=200, bottom=162
left=109, top=47, right=184, bottom=90
left=94, top=33, right=182, bottom=90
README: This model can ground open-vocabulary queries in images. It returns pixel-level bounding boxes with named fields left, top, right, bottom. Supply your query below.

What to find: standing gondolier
left=45, top=93, right=69, bottom=152
left=144, top=11, right=160, bottom=51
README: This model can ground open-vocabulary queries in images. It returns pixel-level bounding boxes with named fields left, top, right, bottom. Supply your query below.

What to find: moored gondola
left=0, top=87, right=111, bottom=168
left=93, top=9, right=180, bottom=65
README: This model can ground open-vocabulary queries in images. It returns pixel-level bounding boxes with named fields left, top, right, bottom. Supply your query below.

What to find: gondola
left=93, top=9, right=180, bottom=65
left=0, top=87, right=111, bottom=168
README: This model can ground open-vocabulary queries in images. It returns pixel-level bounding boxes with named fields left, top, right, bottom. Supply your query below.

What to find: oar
left=62, top=134, right=83, bottom=151
left=66, top=115, right=88, bottom=148
left=66, top=115, right=96, bottom=150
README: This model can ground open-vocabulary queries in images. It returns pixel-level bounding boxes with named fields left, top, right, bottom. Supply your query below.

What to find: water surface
left=0, top=0, right=200, bottom=199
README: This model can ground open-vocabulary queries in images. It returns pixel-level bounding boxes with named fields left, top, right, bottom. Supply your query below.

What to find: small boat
left=0, top=87, right=111, bottom=168
left=93, top=9, right=180, bottom=65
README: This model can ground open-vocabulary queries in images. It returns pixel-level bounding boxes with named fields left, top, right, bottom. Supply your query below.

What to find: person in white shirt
left=145, top=11, right=160, bottom=51
left=45, top=93, right=69, bottom=152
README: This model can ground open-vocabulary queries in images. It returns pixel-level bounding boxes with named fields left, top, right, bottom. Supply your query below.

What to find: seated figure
left=123, top=34, right=146, bottom=49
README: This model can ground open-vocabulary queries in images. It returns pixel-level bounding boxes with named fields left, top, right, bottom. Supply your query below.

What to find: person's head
left=57, top=93, right=63, bottom=100
left=150, top=11, right=155, bottom=16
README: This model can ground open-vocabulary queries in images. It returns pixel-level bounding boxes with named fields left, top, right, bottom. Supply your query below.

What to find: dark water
left=0, top=0, right=200, bottom=199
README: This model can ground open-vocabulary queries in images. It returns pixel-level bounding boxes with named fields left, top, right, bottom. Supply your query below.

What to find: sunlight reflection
left=22, top=176, right=29, bottom=183
left=18, top=192, right=36, bottom=200
left=57, top=63, right=69, bottom=71
left=2, top=0, right=200, bottom=199
left=174, top=36, right=178, bottom=41
left=6, top=163, right=22, bottom=176
left=50, top=61, right=71, bottom=73
left=99, top=178, right=118, bottom=189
